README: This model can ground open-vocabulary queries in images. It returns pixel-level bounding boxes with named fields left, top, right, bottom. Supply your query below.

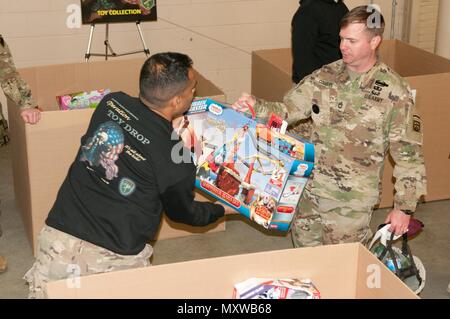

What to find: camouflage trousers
left=24, top=225, right=153, bottom=299
left=0, top=104, right=10, bottom=147
left=291, top=191, right=374, bottom=248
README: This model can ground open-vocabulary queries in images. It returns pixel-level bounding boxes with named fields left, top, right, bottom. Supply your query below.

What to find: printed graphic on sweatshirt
left=80, top=121, right=124, bottom=180
left=106, top=98, right=150, bottom=145
left=119, top=177, right=136, bottom=196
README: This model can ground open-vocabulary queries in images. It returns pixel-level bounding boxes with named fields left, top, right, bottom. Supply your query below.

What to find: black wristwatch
left=402, top=210, right=414, bottom=216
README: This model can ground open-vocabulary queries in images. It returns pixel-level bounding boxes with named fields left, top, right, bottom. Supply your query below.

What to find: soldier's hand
left=20, top=107, right=41, bottom=124
left=385, top=208, right=411, bottom=235
left=217, top=202, right=238, bottom=216
left=231, top=93, right=256, bottom=119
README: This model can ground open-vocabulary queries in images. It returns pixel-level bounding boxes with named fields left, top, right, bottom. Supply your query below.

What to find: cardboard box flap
left=409, top=73, right=450, bottom=200
left=19, top=58, right=226, bottom=111
left=378, top=41, right=396, bottom=69
left=251, top=50, right=293, bottom=102
left=194, top=71, right=224, bottom=101
left=253, top=48, right=292, bottom=75
left=391, top=40, right=450, bottom=77
left=6, top=98, right=34, bottom=244
left=87, top=58, right=144, bottom=96
left=37, top=63, right=91, bottom=111
left=356, top=244, right=419, bottom=299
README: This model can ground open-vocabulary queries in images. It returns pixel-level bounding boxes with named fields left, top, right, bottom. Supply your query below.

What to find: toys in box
left=176, top=98, right=314, bottom=231
left=233, top=278, right=321, bottom=299
left=57, top=89, right=111, bottom=110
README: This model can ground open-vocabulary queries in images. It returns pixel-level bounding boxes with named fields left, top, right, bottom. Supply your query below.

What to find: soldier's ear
left=370, top=35, right=382, bottom=51
left=167, top=94, right=181, bottom=111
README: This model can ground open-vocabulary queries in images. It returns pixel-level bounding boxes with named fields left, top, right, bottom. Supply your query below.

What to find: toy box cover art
left=175, top=98, right=315, bottom=231
left=81, top=0, right=157, bottom=24
left=57, top=89, right=111, bottom=110
left=233, top=278, right=321, bottom=299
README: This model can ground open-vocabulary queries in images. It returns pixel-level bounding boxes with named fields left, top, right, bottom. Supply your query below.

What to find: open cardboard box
left=252, top=40, right=450, bottom=208
left=44, top=243, right=418, bottom=299
left=7, top=58, right=227, bottom=255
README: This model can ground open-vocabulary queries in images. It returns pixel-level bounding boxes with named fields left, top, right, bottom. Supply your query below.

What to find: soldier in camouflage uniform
left=233, top=6, right=426, bottom=248
left=0, top=35, right=41, bottom=144
left=0, top=35, right=41, bottom=274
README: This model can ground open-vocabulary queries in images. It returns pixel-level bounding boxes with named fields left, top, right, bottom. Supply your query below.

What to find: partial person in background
left=292, top=0, right=349, bottom=84
left=0, top=34, right=41, bottom=274
left=290, top=0, right=348, bottom=140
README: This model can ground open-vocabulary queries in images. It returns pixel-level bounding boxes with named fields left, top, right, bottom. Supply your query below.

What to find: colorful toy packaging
left=176, top=98, right=314, bottom=231
left=233, top=278, right=321, bottom=299
left=57, top=89, right=111, bottom=110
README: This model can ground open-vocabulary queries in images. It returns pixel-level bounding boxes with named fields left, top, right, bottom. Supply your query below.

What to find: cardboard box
left=252, top=40, right=450, bottom=208
left=180, top=98, right=314, bottom=231
left=44, top=243, right=418, bottom=299
left=7, top=58, right=227, bottom=255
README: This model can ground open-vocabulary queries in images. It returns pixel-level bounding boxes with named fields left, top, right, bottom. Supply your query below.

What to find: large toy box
left=177, top=98, right=314, bottom=231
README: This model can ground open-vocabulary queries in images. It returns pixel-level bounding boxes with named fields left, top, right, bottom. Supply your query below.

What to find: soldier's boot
left=0, top=255, right=7, bottom=273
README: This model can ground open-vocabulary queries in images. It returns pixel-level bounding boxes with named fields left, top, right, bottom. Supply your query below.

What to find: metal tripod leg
left=84, top=21, right=151, bottom=61
left=136, top=21, right=150, bottom=56
left=104, top=23, right=117, bottom=61
left=390, top=0, right=397, bottom=39
left=85, top=24, right=95, bottom=61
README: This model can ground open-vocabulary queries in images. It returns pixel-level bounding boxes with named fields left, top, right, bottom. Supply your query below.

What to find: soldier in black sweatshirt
left=291, top=0, right=349, bottom=83
left=24, top=52, right=234, bottom=298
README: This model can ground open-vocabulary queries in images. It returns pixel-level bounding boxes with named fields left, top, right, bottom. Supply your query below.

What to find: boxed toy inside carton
left=233, top=277, right=321, bottom=299
left=44, top=243, right=419, bottom=299
left=57, top=89, right=111, bottom=110
left=178, top=98, right=314, bottom=231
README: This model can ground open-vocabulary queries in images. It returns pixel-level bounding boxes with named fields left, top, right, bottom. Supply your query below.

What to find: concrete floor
left=0, top=143, right=449, bottom=299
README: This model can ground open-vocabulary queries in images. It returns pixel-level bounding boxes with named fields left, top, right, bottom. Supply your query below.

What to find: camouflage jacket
left=252, top=60, right=427, bottom=211
left=0, top=35, right=37, bottom=146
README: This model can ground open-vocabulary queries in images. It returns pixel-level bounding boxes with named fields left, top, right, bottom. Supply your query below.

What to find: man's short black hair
left=139, top=52, right=193, bottom=107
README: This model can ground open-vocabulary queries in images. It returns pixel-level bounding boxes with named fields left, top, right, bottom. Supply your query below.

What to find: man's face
left=175, top=68, right=197, bottom=117
left=339, top=23, right=377, bottom=69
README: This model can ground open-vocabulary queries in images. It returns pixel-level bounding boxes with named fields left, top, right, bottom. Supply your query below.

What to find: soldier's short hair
left=340, top=5, right=385, bottom=38
left=139, top=52, right=193, bottom=107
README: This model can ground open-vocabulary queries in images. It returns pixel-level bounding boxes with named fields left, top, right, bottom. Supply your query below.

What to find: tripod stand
left=85, top=21, right=150, bottom=61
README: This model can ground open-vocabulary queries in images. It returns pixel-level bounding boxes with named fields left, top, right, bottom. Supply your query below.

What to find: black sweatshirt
left=291, top=0, right=349, bottom=83
left=46, top=92, right=224, bottom=255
